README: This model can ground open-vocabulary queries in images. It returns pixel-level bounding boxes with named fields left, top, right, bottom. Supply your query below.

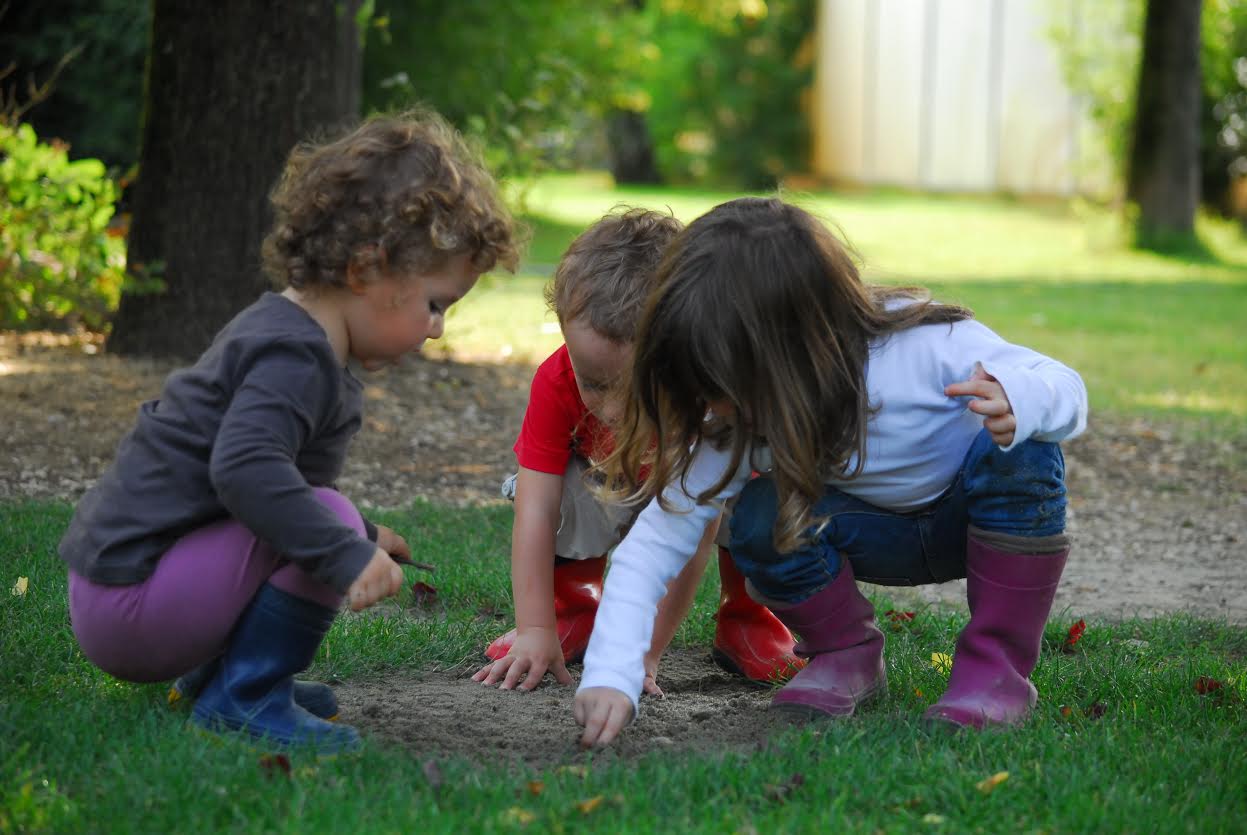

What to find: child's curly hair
left=261, top=108, right=519, bottom=290
left=545, top=206, right=682, bottom=343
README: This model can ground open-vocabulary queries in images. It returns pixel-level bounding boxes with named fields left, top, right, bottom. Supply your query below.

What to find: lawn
left=3, top=177, right=1246, bottom=832
left=449, top=174, right=1247, bottom=435
left=2, top=502, right=1245, bottom=833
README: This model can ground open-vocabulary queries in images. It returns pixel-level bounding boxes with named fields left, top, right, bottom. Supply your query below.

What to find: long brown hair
left=600, top=197, right=972, bottom=553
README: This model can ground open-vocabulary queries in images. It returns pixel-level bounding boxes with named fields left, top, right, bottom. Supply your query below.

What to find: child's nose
left=428, top=313, right=444, bottom=340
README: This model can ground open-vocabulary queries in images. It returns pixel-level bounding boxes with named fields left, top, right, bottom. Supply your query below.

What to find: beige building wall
left=812, top=0, right=1116, bottom=196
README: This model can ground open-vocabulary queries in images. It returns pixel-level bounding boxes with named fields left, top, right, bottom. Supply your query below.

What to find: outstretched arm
left=641, top=513, right=721, bottom=695
left=472, top=467, right=570, bottom=690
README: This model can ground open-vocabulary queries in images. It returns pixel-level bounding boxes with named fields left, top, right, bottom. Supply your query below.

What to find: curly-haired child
left=472, top=207, right=801, bottom=696
left=59, top=110, right=517, bottom=753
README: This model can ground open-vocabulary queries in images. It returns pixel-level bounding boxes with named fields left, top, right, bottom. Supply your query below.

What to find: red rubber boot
left=484, top=556, right=607, bottom=663
left=711, top=548, right=805, bottom=682
left=769, top=559, right=887, bottom=719
left=924, top=532, right=1068, bottom=729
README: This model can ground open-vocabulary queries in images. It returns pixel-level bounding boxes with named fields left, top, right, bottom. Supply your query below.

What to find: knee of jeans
left=310, top=487, right=366, bottom=536
left=728, top=478, right=780, bottom=561
left=964, top=438, right=1068, bottom=536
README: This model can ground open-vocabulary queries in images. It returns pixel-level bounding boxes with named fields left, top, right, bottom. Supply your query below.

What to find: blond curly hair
left=261, top=108, right=519, bottom=290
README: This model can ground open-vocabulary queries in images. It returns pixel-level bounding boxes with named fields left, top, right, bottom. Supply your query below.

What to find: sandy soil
left=3, top=332, right=1245, bottom=767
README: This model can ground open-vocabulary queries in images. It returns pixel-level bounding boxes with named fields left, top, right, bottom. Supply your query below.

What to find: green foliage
left=0, top=123, right=127, bottom=331
left=1202, top=0, right=1247, bottom=205
left=0, top=0, right=149, bottom=168
left=362, top=1, right=816, bottom=190
left=1048, top=0, right=1247, bottom=208
left=363, top=2, right=630, bottom=185
left=641, top=0, right=817, bottom=188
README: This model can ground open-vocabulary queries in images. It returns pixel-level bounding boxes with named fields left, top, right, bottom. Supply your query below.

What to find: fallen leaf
left=1084, top=702, right=1107, bottom=719
left=576, top=796, right=604, bottom=815
left=931, top=652, right=953, bottom=674
left=410, top=581, right=438, bottom=607
left=10, top=577, right=28, bottom=597
left=1062, top=619, right=1087, bottom=653
left=1195, top=676, right=1224, bottom=695
left=527, top=780, right=545, bottom=796
left=1059, top=705, right=1073, bottom=718
left=503, top=807, right=536, bottom=826
left=258, top=753, right=291, bottom=778
left=975, top=771, right=1009, bottom=794
left=922, top=813, right=946, bottom=825
left=884, top=610, right=916, bottom=629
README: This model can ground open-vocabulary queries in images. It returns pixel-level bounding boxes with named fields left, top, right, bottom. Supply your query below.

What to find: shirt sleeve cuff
left=577, top=671, right=642, bottom=723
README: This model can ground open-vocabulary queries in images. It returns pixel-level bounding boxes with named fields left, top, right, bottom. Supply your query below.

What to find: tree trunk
left=605, top=108, right=662, bottom=185
left=109, top=0, right=361, bottom=358
left=1126, top=0, right=1202, bottom=242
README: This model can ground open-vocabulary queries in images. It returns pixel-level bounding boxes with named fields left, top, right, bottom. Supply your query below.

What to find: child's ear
left=345, top=257, right=371, bottom=296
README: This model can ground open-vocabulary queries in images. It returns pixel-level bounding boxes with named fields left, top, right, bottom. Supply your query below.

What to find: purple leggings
left=68, top=487, right=358, bottom=683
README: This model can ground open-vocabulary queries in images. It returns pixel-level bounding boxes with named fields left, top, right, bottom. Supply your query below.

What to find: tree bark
left=109, top=0, right=361, bottom=358
left=1126, top=0, right=1202, bottom=242
left=605, top=108, right=663, bottom=185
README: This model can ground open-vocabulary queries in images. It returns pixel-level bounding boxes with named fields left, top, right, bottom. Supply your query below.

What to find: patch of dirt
left=4, top=332, right=1246, bottom=765
left=3, top=331, right=1243, bottom=625
left=335, top=648, right=788, bottom=770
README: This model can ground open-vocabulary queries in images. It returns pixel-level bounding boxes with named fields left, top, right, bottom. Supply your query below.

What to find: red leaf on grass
left=410, top=581, right=439, bottom=607
left=1062, top=619, right=1087, bottom=653
left=883, top=610, right=916, bottom=626
left=1195, top=676, right=1225, bottom=695
left=258, top=753, right=291, bottom=778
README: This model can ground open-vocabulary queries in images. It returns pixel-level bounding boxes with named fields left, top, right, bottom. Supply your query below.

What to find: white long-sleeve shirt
left=578, top=317, right=1088, bottom=713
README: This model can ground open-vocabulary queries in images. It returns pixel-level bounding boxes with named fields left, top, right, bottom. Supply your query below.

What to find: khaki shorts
left=501, top=457, right=646, bottom=560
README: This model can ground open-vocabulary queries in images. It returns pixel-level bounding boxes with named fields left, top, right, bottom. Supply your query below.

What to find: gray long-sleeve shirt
left=59, top=293, right=377, bottom=592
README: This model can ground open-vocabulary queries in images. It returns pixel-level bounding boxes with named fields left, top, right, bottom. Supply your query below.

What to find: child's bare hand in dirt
left=346, top=546, right=404, bottom=611
left=946, top=362, right=1017, bottom=447
left=642, top=653, right=665, bottom=698
left=574, top=686, right=634, bottom=748
left=374, top=524, right=410, bottom=562
left=472, top=627, right=572, bottom=691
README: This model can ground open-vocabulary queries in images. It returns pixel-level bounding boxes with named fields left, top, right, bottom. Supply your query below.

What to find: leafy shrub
left=642, top=0, right=816, bottom=189
left=0, top=123, right=126, bottom=330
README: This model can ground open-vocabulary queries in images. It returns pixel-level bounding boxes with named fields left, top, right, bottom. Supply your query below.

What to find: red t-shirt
left=514, top=345, right=615, bottom=475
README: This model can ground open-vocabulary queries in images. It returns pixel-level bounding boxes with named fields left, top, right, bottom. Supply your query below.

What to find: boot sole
left=710, top=648, right=800, bottom=688
left=769, top=682, right=888, bottom=722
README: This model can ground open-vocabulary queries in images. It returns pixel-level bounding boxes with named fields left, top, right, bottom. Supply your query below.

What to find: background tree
left=107, top=0, right=362, bottom=358
left=1127, top=0, right=1203, bottom=244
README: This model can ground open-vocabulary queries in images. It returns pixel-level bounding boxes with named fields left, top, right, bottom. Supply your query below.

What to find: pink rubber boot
left=924, top=530, right=1069, bottom=729
left=769, top=559, right=887, bottom=719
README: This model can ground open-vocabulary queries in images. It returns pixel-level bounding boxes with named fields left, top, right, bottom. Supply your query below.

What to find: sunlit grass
left=450, top=173, right=1247, bottom=432
left=3, top=501, right=1245, bottom=833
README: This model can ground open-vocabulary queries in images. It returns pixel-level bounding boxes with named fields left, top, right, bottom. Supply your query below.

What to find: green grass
left=4, top=502, right=1245, bottom=833
left=448, top=173, right=1247, bottom=432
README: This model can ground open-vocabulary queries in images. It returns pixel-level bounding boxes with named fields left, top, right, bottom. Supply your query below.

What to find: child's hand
left=346, top=546, right=404, bottom=611
left=574, top=686, right=635, bottom=748
left=642, top=653, right=665, bottom=698
left=945, top=362, right=1017, bottom=447
left=375, top=524, right=410, bottom=561
left=471, top=627, right=572, bottom=691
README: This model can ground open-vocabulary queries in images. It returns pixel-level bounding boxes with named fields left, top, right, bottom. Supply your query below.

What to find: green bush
left=1048, top=0, right=1247, bottom=210
left=0, top=122, right=126, bottom=331
left=642, top=0, right=816, bottom=189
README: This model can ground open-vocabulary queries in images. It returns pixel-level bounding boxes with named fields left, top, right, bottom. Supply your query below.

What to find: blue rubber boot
left=169, top=661, right=339, bottom=720
left=191, top=584, right=359, bottom=753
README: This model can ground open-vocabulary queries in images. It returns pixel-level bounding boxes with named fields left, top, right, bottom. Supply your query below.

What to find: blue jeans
left=728, top=430, right=1067, bottom=604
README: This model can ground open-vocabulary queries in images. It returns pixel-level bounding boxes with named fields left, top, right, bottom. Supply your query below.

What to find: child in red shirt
left=473, top=208, right=801, bottom=693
